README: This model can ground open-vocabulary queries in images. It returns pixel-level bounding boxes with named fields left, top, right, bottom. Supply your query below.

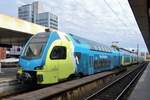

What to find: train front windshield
left=22, top=33, right=49, bottom=59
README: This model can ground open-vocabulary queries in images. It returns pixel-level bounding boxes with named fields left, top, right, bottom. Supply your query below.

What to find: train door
left=116, top=52, right=121, bottom=67
left=46, top=40, right=75, bottom=81
left=49, top=40, right=74, bottom=81
left=57, top=40, right=75, bottom=80
left=50, top=45, right=67, bottom=80
left=45, top=41, right=62, bottom=83
left=89, top=55, right=94, bottom=74
left=46, top=39, right=74, bottom=83
left=83, top=53, right=89, bottom=75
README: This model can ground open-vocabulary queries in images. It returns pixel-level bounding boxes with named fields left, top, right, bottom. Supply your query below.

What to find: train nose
left=24, top=72, right=32, bottom=79
left=17, top=72, right=32, bottom=83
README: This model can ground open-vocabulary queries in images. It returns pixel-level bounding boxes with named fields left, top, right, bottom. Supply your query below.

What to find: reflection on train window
left=50, top=46, right=66, bottom=59
left=24, top=43, right=44, bottom=58
left=23, top=33, right=49, bottom=58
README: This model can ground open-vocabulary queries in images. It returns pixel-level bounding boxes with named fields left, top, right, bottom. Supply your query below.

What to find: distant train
left=17, top=31, right=144, bottom=84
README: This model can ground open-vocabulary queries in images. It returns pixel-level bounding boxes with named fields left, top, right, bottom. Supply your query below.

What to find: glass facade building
left=18, top=4, right=32, bottom=22
left=18, top=1, right=58, bottom=30
left=36, top=12, right=58, bottom=30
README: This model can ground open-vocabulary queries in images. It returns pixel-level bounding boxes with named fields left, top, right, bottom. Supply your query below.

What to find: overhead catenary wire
left=103, top=0, right=129, bottom=28
left=116, top=0, right=131, bottom=24
left=116, top=0, right=136, bottom=34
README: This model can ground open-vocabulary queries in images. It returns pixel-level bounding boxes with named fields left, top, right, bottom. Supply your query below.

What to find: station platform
left=0, top=67, right=17, bottom=83
left=129, top=62, right=150, bottom=100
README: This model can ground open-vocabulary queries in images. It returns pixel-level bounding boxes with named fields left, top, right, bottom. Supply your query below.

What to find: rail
left=85, top=62, right=147, bottom=100
left=2, top=63, right=144, bottom=100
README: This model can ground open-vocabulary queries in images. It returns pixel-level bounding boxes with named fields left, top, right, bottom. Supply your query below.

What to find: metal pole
left=137, top=44, right=139, bottom=61
left=0, top=59, right=2, bottom=73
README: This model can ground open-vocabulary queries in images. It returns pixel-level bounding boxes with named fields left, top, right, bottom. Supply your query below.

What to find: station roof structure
left=128, top=0, right=150, bottom=52
left=0, top=14, right=47, bottom=46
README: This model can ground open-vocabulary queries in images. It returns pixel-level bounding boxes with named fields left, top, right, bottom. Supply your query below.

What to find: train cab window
left=50, top=46, right=66, bottom=59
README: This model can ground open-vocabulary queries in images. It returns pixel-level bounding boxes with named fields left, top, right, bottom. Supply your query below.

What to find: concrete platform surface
left=0, top=68, right=17, bottom=83
left=0, top=77, right=16, bottom=84
left=129, top=62, right=150, bottom=100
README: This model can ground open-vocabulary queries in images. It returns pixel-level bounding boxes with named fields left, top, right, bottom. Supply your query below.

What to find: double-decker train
left=17, top=31, right=144, bottom=84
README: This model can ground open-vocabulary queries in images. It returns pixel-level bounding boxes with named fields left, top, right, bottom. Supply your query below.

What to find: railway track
left=2, top=63, right=142, bottom=100
left=85, top=62, right=148, bottom=100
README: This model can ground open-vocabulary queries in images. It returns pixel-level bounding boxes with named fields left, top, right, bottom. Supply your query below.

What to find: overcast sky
left=0, top=0, right=148, bottom=52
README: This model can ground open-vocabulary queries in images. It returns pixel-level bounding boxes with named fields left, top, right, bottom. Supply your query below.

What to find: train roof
left=68, top=33, right=115, bottom=53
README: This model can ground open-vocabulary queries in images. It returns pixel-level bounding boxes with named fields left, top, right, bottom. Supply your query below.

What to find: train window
left=93, top=46, right=96, bottom=50
left=102, top=46, right=105, bottom=51
left=98, top=46, right=101, bottom=51
left=109, top=48, right=112, bottom=52
left=100, top=46, right=102, bottom=51
left=102, top=59, right=105, bottom=66
left=50, top=46, right=66, bottom=60
left=108, top=48, right=110, bottom=52
left=102, top=59, right=104, bottom=66
left=108, top=48, right=111, bottom=52
left=96, top=46, right=99, bottom=51
left=105, top=47, right=107, bottom=52
left=105, top=48, right=107, bottom=52
left=22, top=33, right=50, bottom=58
left=103, top=47, right=105, bottom=52
left=23, top=43, right=44, bottom=58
